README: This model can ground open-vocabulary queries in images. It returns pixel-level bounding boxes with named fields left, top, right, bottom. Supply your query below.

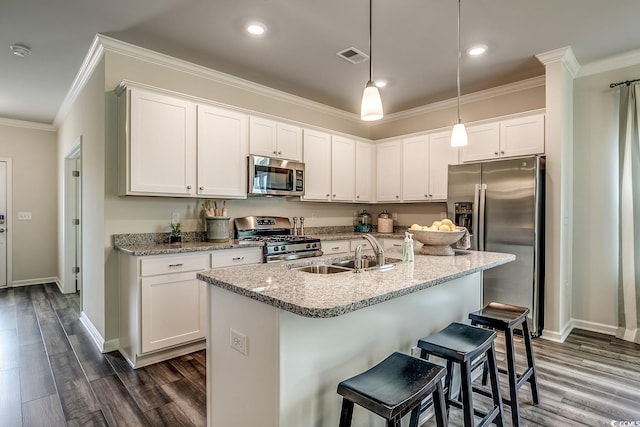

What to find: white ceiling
left=2, top=0, right=640, bottom=124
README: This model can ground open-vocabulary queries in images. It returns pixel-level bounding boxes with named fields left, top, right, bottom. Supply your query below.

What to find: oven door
left=248, top=155, right=304, bottom=196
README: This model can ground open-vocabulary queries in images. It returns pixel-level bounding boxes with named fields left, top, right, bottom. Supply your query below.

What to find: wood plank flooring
left=0, top=284, right=205, bottom=426
left=1, top=283, right=640, bottom=426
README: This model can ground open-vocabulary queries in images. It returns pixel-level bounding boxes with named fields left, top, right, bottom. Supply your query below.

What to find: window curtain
left=617, top=83, right=640, bottom=343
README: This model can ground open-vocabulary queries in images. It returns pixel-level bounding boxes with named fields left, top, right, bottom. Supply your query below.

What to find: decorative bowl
left=410, top=227, right=466, bottom=256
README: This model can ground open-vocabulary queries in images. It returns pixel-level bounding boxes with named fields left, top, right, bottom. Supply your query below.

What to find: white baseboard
left=571, top=318, right=618, bottom=336
left=79, top=312, right=120, bottom=353
left=10, top=277, right=60, bottom=287
left=540, top=319, right=574, bottom=343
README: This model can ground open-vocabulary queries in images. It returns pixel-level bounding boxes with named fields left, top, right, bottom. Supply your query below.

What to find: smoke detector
left=336, top=47, right=369, bottom=64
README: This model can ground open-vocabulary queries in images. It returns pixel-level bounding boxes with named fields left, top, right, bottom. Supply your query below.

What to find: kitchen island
left=197, top=249, right=514, bottom=427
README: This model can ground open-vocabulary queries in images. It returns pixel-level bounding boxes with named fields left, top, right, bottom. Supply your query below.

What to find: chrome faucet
left=354, top=244, right=363, bottom=272
left=362, top=233, right=385, bottom=266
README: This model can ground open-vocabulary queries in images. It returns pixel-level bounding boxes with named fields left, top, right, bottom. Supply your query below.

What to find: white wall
left=0, top=120, right=57, bottom=285
left=571, top=63, right=640, bottom=332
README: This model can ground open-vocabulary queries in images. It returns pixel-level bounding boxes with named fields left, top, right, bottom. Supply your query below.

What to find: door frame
left=0, top=158, right=12, bottom=287
left=63, top=138, right=82, bottom=294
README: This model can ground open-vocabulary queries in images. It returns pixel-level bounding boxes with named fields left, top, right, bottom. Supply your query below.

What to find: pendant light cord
left=456, top=0, right=461, bottom=122
left=369, top=0, right=373, bottom=83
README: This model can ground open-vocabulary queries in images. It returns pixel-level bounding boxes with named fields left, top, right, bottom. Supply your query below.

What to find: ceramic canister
left=205, top=217, right=230, bottom=242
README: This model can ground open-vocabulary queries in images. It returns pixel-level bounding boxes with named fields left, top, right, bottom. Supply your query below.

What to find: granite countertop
left=114, top=232, right=405, bottom=256
left=197, top=249, right=515, bottom=318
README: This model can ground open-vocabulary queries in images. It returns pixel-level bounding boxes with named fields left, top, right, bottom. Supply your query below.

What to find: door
left=481, top=157, right=541, bottom=332
left=65, top=142, right=82, bottom=294
left=0, top=161, right=7, bottom=286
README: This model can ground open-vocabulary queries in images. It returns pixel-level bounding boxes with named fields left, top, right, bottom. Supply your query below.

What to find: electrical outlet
left=171, top=212, right=180, bottom=224
left=230, top=328, right=248, bottom=355
left=410, top=346, right=422, bottom=358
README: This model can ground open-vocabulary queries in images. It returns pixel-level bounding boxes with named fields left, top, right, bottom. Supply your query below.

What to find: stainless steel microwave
left=248, top=155, right=304, bottom=196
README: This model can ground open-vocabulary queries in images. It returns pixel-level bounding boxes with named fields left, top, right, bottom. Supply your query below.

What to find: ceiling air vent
left=336, top=47, right=369, bottom=64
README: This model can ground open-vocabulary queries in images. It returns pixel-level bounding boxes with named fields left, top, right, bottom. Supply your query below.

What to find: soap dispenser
left=402, top=232, right=415, bottom=263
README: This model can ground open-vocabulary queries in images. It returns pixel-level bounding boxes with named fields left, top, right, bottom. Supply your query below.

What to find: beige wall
left=57, top=60, right=109, bottom=341
left=572, top=63, right=640, bottom=331
left=0, top=122, right=57, bottom=284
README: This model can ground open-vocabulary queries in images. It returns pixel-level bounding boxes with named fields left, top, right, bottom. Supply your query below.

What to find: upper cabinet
left=376, top=139, right=402, bottom=202
left=331, top=136, right=355, bottom=202
left=197, top=105, right=249, bottom=198
left=302, top=129, right=332, bottom=201
left=355, top=141, right=373, bottom=203
left=249, top=116, right=303, bottom=161
left=401, top=131, right=459, bottom=202
left=120, top=87, right=197, bottom=196
left=460, top=114, right=544, bottom=163
left=118, top=86, right=248, bottom=198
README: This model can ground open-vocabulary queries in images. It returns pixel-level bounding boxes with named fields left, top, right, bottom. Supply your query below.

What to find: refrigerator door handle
left=472, top=184, right=480, bottom=249
left=478, top=184, right=487, bottom=251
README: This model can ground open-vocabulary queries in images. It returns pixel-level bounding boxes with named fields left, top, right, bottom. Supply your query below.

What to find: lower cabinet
left=119, top=247, right=262, bottom=368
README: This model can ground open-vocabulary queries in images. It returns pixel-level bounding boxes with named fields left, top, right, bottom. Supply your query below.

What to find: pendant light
left=361, top=0, right=383, bottom=121
left=451, top=0, right=468, bottom=147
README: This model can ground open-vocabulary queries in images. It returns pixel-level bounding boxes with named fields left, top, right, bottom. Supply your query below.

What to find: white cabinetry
left=119, top=87, right=197, bottom=196
left=249, top=117, right=302, bottom=161
left=331, top=136, right=355, bottom=201
left=119, top=246, right=262, bottom=368
left=321, top=240, right=350, bottom=255
left=118, top=86, right=249, bottom=198
left=376, top=140, right=402, bottom=202
left=426, top=131, right=459, bottom=201
left=302, top=129, right=332, bottom=201
left=197, top=105, right=248, bottom=198
left=460, top=114, right=544, bottom=163
left=355, top=141, right=373, bottom=202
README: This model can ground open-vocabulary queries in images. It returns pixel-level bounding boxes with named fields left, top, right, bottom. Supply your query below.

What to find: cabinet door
left=302, top=129, right=332, bottom=201
left=129, top=88, right=196, bottom=195
left=460, top=122, right=500, bottom=163
left=197, top=105, right=248, bottom=198
left=428, top=131, right=459, bottom=200
left=331, top=136, right=355, bottom=201
left=249, top=116, right=277, bottom=157
left=500, top=114, right=544, bottom=157
left=276, top=123, right=303, bottom=161
left=355, top=141, right=373, bottom=202
left=376, top=140, right=402, bottom=202
left=141, top=272, right=206, bottom=353
left=402, top=135, right=429, bottom=201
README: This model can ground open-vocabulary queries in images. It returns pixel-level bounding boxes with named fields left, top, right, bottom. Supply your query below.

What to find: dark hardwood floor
left=0, top=283, right=205, bottom=426
left=1, top=283, right=639, bottom=426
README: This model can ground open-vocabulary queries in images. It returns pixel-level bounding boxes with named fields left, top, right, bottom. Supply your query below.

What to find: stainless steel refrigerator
left=447, top=156, right=544, bottom=336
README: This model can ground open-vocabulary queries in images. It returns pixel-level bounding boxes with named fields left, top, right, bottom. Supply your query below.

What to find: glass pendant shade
left=451, top=122, right=468, bottom=147
left=361, top=81, right=384, bottom=121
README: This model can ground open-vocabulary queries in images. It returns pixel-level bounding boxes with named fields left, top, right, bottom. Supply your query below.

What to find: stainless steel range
left=235, top=216, right=322, bottom=263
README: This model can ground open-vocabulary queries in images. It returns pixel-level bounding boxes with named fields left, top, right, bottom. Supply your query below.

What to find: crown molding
left=0, top=117, right=56, bottom=132
left=536, top=46, right=580, bottom=78
left=380, top=75, right=545, bottom=123
left=578, top=48, right=640, bottom=77
left=96, top=35, right=360, bottom=123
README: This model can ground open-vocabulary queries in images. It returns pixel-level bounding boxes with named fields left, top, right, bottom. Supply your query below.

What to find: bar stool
left=417, top=322, right=504, bottom=427
left=337, top=352, right=448, bottom=427
left=469, top=302, right=540, bottom=427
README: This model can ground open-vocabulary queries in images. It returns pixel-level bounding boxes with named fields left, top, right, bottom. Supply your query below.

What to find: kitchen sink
left=295, top=265, right=353, bottom=274
left=332, top=257, right=401, bottom=271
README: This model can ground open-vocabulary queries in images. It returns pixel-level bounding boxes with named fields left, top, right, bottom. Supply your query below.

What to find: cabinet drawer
left=211, top=247, right=263, bottom=268
left=322, top=240, right=350, bottom=254
left=383, top=239, right=404, bottom=250
left=350, top=240, right=373, bottom=252
left=140, top=253, right=209, bottom=277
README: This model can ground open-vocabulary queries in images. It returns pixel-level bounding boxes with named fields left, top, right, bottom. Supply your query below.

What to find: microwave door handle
left=472, top=184, right=480, bottom=250
left=478, top=184, right=487, bottom=251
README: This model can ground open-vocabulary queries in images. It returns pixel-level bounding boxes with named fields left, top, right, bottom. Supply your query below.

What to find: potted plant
left=169, top=222, right=182, bottom=244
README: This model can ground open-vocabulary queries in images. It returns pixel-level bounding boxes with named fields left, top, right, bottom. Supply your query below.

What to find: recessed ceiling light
left=467, top=44, right=488, bottom=57
left=246, top=23, right=266, bottom=36
left=374, top=80, right=387, bottom=88
left=10, top=43, right=31, bottom=57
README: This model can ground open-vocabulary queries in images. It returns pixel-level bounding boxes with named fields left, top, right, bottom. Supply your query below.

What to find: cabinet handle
left=500, top=150, right=505, bottom=155
left=424, top=194, right=428, bottom=198
left=395, top=195, right=399, bottom=199
left=187, top=185, right=192, bottom=190
left=326, top=194, right=330, bottom=197
left=278, top=151, right=282, bottom=155
left=232, top=256, right=245, bottom=261
left=273, top=150, right=277, bottom=155
left=332, top=194, right=336, bottom=197
left=168, top=263, right=183, bottom=268
left=199, top=186, right=204, bottom=191
left=494, top=152, right=499, bottom=156
left=429, top=194, right=432, bottom=198
left=332, top=247, right=340, bottom=250
left=356, top=195, right=360, bottom=199
left=393, top=243, right=402, bottom=247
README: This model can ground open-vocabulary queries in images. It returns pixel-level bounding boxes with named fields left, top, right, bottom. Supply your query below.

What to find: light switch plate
left=230, top=328, right=248, bottom=356
left=17, top=211, right=32, bottom=220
